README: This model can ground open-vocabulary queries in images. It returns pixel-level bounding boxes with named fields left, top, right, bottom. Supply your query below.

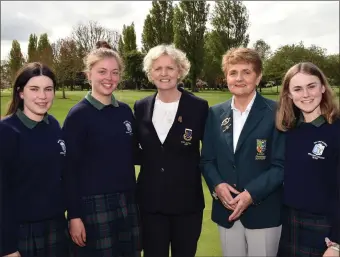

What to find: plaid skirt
left=72, top=191, right=141, bottom=257
left=17, top=216, right=70, bottom=257
left=278, top=206, right=331, bottom=257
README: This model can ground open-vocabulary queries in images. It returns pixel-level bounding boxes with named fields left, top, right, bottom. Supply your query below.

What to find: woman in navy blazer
left=133, top=44, right=209, bottom=257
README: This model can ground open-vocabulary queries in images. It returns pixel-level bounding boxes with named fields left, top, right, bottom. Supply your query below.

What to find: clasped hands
left=215, top=182, right=253, bottom=221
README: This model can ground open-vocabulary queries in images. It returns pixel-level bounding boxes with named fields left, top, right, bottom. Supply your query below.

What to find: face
left=225, top=62, right=261, bottom=97
left=150, top=54, right=180, bottom=91
left=288, top=72, right=325, bottom=115
left=19, top=75, right=55, bottom=120
left=88, top=57, right=120, bottom=96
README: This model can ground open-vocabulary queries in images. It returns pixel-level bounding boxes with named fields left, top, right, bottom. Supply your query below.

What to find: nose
left=38, top=89, right=47, bottom=99
left=160, top=68, right=168, bottom=76
left=302, top=88, right=310, bottom=98
left=236, top=73, right=243, bottom=81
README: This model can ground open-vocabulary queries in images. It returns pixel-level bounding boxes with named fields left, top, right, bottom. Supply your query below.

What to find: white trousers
left=218, top=220, right=282, bottom=257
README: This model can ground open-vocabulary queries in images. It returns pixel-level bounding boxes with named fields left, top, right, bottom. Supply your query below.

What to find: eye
left=308, top=84, right=316, bottom=89
left=112, top=71, right=119, bottom=76
left=45, top=88, right=53, bottom=92
left=30, top=88, right=38, bottom=91
left=99, top=70, right=106, bottom=74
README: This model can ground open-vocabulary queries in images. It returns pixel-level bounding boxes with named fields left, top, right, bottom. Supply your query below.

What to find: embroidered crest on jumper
left=58, top=139, right=66, bottom=156
left=123, top=120, right=133, bottom=135
left=308, top=141, right=327, bottom=159
left=255, top=139, right=266, bottom=160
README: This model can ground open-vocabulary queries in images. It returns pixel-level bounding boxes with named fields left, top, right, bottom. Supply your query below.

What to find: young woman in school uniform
left=276, top=62, right=340, bottom=257
left=1, top=62, right=69, bottom=257
left=62, top=41, right=141, bottom=257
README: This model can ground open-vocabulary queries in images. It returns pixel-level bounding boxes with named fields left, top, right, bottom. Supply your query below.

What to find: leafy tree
left=37, top=33, right=53, bottom=68
left=8, top=40, right=25, bottom=82
left=122, top=22, right=137, bottom=54
left=174, top=1, right=209, bottom=91
left=141, top=1, right=174, bottom=52
left=27, top=34, right=38, bottom=63
left=253, top=39, right=271, bottom=60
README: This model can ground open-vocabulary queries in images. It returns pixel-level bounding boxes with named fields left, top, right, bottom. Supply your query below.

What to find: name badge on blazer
left=255, top=139, right=266, bottom=160
left=181, top=128, right=192, bottom=146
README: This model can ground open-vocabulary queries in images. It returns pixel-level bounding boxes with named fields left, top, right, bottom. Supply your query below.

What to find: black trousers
left=140, top=211, right=203, bottom=257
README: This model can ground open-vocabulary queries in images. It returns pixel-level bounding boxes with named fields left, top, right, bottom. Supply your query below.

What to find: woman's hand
left=69, top=218, right=86, bottom=247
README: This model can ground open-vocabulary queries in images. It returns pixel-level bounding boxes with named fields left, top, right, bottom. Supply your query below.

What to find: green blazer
left=200, top=93, right=285, bottom=229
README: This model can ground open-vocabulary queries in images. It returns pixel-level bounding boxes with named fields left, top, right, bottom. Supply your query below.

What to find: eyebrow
left=27, top=85, right=53, bottom=88
left=98, top=68, right=119, bottom=71
left=292, top=82, right=318, bottom=88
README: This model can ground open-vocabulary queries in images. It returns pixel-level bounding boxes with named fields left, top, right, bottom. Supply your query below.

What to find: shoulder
left=47, top=115, right=61, bottom=129
left=0, top=120, right=19, bottom=149
left=117, top=101, right=132, bottom=110
left=183, top=90, right=208, bottom=107
left=65, top=99, right=90, bottom=120
left=135, top=94, right=154, bottom=108
left=258, top=94, right=277, bottom=111
left=1, top=114, right=20, bottom=131
left=210, top=99, right=231, bottom=114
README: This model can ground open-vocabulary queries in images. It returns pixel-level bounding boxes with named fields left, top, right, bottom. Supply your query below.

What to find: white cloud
left=1, top=1, right=339, bottom=60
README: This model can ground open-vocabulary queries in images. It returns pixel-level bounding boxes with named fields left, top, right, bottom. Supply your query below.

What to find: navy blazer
left=133, top=89, right=209, bottom=214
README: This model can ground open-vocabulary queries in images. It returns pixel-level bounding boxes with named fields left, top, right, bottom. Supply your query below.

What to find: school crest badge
left=183, top=128, right=192, bottom=141
left=308, top=141, right=327, bottom=159
left=255, top=139, right=266, bottom=160
left=58, top=139, right=66, bottom=156
left=181, top=128, right=193, bottom=146
left=123, top=120, right=133, bottom=136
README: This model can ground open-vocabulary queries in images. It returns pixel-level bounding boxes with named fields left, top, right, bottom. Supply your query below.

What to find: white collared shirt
left=231, top=92, right=257, bottom=152
left=152, top=98, right=179, bottom=144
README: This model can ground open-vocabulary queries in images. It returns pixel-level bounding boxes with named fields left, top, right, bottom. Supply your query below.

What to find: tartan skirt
left=17, top=216, right=70, bottom=257
left=72, top=191, right=142, bottom=257
left=278, top=206, right=331, bottom=257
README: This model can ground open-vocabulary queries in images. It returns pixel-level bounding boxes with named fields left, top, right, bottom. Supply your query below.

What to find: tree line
left=1, top=0, right=339, bottom=96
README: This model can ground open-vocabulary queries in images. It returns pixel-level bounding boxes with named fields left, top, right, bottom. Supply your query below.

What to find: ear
left=321, top=84, right=326, bottom=93
left=86, top=71, right=91, bottom=82
left=256, top=73, right=263, bottom=86
left=19, top=91, right=24, bottom=99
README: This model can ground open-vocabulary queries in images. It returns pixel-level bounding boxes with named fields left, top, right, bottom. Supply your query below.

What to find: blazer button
left=160, top=168, right=164, bottom=172
left=233, top=165, right=236, bottom=169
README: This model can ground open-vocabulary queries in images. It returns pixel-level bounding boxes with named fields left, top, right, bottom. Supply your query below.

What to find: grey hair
left=143, top=44, right=190, bottom=82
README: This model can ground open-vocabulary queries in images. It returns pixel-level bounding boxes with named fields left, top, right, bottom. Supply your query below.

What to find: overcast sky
left=1, top=1, right=339, bottom=60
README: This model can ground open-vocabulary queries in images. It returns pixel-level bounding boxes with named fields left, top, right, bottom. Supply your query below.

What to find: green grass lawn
left=0, top=89, right=298, bottom=256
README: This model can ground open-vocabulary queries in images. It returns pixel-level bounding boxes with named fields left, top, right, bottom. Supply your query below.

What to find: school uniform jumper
left=62, top=92, right=141, bottom=257
left=133, top=88, right=209, bottom=257
left=278, top=115, right=340, bottom=257
left=1, top=110, right=69, bottom=257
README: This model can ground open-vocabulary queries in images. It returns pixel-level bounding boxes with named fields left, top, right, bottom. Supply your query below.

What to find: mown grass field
left=0, top=88, right=338, bottom=256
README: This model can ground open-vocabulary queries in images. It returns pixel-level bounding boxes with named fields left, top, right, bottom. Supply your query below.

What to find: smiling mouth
left=301, top=100, right=313, bottom=103
left=102, top=83, right=114, bottom=89
left=160, top=79, right=171, bottom=82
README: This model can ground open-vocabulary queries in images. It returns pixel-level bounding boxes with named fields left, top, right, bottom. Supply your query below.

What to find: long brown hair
left=276, top=62, right=339, bottom=131
left=6, top=62, right=56, bottom=116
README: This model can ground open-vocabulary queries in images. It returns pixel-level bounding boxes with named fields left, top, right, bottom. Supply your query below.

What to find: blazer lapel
left=235, top=93, right=267, bottom=153
left=219, top=100, right=234, bottom=158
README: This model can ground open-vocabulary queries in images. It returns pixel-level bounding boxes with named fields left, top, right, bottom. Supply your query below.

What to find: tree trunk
left=62, top=84, right=66, bottom=99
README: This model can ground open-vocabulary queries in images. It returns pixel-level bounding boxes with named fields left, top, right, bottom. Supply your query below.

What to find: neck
left=233, top=90, right=256, bottom=112
left=23, top=108, right=44, bottom=122
left=157, top=88, right=181, bottom=103
left=302, top=107, right=321, bottom=123
left=92, top=90, right=112, bottom=105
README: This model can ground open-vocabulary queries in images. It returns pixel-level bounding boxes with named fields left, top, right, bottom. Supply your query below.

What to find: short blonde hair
left=143, top=44, right=190, bottom=82
left=222, top=47, right=262, bottom=76
left=84, top=41, right=124, bottom=74
left=276, top=62, right=339, bottom=131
